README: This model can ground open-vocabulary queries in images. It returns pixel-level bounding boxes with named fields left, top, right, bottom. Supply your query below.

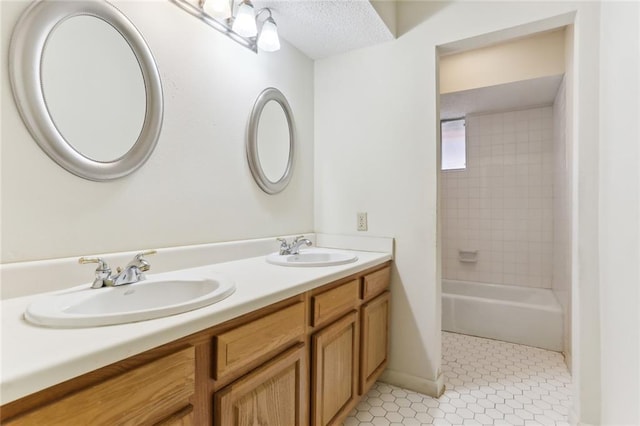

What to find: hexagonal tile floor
left=344, top=332, right=571, bottom=425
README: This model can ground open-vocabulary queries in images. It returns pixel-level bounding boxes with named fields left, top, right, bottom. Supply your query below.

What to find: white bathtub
left=442, top=279, right=563, bottom=352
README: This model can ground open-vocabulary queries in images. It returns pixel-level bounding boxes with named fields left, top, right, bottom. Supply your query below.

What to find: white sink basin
left=24, top=274, right=235, bottom=328
left=266, top=248, right=358, bottom=267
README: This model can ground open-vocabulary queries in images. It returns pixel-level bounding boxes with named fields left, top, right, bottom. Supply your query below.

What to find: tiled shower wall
left=441, top=107, right=554, bottom=288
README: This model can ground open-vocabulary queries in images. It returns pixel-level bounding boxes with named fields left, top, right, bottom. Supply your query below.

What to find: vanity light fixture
left=256, top=10, right=280, bottom=52
left=202, top=0, right=231, bottom=18
left=231, top=0, right=257, bottom=37
left=171, top=0, right=280, bottom=53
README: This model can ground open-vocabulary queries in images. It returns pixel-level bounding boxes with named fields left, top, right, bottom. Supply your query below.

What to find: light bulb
left=202, top=0, right=231, bottom=18
left=258, top=17, right=280, bottom=51
left=232, top=1, right=257, bottom=37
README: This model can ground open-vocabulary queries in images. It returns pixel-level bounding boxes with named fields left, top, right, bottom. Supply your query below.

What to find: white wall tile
left=441, top=107, right=554, bottom=288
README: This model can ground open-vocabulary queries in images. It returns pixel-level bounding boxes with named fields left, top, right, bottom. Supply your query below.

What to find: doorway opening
left=437, top=24, right=575, bottom=424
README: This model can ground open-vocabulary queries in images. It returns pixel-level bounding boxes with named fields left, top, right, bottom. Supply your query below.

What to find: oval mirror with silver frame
left=9, top=0, right=163, bottom=181
left=246, top=88, right=295, bottom=194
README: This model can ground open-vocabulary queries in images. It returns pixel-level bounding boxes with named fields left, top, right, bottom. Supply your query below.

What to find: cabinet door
left=360, top=291, right=390, bottom=394
left=311, top=311, right=359, bottom=426
left=214, top=344, right=306, bottom=426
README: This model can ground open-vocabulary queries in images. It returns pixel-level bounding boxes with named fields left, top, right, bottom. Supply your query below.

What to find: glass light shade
left=258, top=17, right=280, bottom=51
left=202, top=0, right=231, bottom=18
left=232, top=1, right=257, bottom=37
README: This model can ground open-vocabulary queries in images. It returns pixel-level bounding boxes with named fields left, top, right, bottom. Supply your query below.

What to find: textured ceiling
left=253, top=0, right=395, bottom=59
left=440, top=75, right=564, bottom=120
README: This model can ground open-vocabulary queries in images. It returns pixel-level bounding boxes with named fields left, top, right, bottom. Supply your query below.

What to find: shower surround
left=441, top=106, right=554, bottom=288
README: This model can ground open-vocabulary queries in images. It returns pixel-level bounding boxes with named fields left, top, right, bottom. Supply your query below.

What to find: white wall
left=598, top=1, right=640, bottom=424
left=315, top=37, right=445, bottom=395
left=442, top=107, right=555, bottom=288
left=315, top=1, right=607, bottom=423
left=0, top=1, right=314, bottom=268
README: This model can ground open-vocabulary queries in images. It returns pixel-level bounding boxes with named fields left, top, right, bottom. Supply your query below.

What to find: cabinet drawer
left=214, top=302, right=305, bottom=379
left=361, top=267, right=390, bottom=301
left=312, top=279, right=359, bottom=327
left=4, top=347, right=195, bottom=426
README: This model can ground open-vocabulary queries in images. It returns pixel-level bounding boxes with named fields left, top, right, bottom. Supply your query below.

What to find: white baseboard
left=378, top=369, right=445, bottom=398
left=570, top=409, right=597, bottom=426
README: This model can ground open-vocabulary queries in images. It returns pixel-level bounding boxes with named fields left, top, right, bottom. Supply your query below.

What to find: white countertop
left=1, top=249, right=391, bottom=405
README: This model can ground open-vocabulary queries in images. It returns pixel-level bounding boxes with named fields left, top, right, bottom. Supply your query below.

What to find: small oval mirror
left=247, top=88, right=295, bottom=194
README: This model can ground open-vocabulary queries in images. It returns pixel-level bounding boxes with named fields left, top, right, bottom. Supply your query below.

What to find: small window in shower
left=441, top=118, right=466, bottom=170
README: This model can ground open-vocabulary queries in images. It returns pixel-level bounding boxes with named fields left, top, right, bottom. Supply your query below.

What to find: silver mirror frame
left=246, top=88, right=295, bottom=194
left=9, top=0, right=164, bottom=181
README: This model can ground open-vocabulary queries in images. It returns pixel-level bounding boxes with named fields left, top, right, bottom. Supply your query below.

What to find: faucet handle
left=78, top=256, right=111, bottom=272
left=79, top=257, right=113, bottom=288
left=276, top=238, right=291, bottom=255
left=134, top=249, right=157, bottom=260
left=131, top=250, right=156, bottom=272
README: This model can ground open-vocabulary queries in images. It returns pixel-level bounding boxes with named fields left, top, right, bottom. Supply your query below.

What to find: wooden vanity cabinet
left=1, top=262, right=392, bottom=426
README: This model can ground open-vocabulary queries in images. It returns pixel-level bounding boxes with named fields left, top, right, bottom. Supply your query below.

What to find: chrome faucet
left=277, top=236, right=312, bottom=255
left=79, top=250, right=157, bottom=289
